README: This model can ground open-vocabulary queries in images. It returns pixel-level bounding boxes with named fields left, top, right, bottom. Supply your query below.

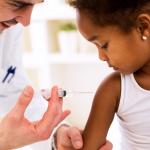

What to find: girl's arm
left=81, top=72, right=121, bottom=150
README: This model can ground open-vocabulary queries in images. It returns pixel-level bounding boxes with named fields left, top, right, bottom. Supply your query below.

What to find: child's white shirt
left=117, top=74, right=150, bottom=149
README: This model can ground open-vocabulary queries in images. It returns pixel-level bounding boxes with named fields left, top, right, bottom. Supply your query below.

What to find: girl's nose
left=98, top=49, right=109, bottom=61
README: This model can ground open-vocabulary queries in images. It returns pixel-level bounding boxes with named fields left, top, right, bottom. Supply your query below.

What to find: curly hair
left=66, top=0, right=150, bottom=32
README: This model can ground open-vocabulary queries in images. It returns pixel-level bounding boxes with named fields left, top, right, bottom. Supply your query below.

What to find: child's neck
left=134, top=69, right=150, bottom=90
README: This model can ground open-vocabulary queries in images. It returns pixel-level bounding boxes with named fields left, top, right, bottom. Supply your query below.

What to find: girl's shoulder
left=97, top=71, right=121, bottom=94
left=95, top=71, right=121, bottom=112
left=102, top=71, right=121, bottom=85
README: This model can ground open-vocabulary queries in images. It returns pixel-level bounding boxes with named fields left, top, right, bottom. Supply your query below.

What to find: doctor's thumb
left=69, top=127, right=83, bottom=149
left=12, top=86, right=34, bottom=118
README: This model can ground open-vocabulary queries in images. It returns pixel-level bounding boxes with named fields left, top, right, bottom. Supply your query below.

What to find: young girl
left=66, top=0, right=150, bottom=149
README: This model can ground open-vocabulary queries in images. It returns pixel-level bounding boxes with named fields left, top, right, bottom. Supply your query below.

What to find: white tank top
left=117, top=74, right=150, bottom=150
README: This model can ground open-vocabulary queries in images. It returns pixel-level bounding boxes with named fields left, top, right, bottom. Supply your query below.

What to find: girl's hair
left=66, top=0, right=150, bottom=32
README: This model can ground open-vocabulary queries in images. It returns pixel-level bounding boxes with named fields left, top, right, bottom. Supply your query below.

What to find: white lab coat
left=0, top=24, right=29, bottom=116
left=0, top=24, right=51, bottom=149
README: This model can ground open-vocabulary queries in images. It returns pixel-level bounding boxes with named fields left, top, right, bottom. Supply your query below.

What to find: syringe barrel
left=41, top=88, right=67, bottom=100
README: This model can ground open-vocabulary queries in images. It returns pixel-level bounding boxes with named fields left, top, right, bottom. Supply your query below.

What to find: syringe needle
left=67, top=90, right=93, bottom=95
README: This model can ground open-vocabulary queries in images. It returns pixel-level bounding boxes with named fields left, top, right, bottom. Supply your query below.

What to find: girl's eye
left=101, top=42, right=109, bottom=49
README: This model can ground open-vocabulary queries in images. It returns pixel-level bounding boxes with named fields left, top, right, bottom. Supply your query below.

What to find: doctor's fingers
left=11, top=86, right=34, bottom=119
left=36, top=86, right=70, bottom=133
left=36, top=108, right=70, bottom=137
left=46, top=86, right=70, bottom=126
left=32, top=110, right=70, bottom=140
left=46, top=86, right=68, bottom=125
left=67, top=127, right=83, bottom=149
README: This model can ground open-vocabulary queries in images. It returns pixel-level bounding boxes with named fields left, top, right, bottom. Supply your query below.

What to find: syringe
left=41, top=88, right=93, bottom=100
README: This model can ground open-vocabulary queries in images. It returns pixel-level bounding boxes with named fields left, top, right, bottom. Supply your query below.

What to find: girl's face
left=77, top=10, right=150, bottom=74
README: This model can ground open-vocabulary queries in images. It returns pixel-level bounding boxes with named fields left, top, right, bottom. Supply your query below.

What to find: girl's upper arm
left=82, top=72, right=121, bottom=150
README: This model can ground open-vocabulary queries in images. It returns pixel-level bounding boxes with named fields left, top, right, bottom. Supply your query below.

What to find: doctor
left=0, top=0, right=70, bottom=149
left=0, top=0, right=112, bottom=149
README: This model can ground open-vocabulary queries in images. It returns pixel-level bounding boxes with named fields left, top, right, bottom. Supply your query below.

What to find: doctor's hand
left=56, top=125, right=113, bottom=150
left=0, top=86, right=70, bottom=150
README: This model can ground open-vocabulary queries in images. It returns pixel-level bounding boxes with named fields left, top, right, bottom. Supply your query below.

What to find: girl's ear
left=136, top=14, right=150, bottom=38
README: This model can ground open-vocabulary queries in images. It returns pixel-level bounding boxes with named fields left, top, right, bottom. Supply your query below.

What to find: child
left=66, top=0, right=150, bottom=149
